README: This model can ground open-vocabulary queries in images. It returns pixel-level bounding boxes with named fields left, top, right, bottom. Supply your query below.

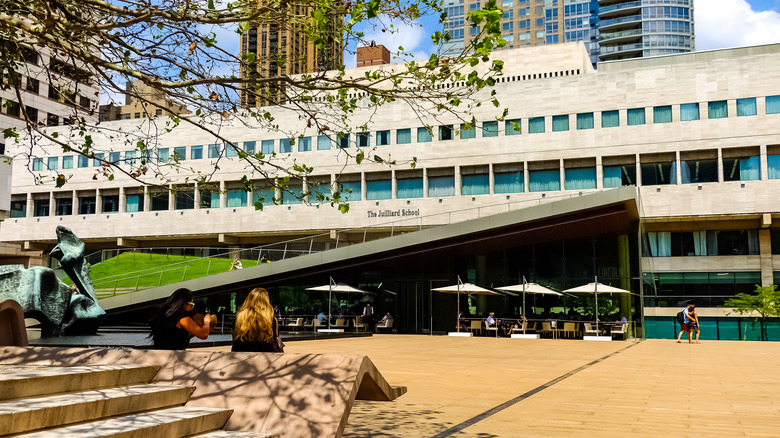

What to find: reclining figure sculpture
left=0, top=226, right=105, bottom=336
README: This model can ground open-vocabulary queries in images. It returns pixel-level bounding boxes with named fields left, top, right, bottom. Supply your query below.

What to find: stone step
left=14, top=406, right=233, bottom=438
left=0, top=384, right=195, bottom=435
left=194, top=431, right=276, bottom=437
left=0, top=364, right=160, bottom=401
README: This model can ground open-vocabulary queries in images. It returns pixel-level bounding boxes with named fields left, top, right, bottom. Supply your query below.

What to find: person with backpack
left=676, top=303, right=694, bottom=343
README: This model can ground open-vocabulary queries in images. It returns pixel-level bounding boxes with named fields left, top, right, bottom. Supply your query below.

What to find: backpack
left=676, top=310, right=685, bottom=323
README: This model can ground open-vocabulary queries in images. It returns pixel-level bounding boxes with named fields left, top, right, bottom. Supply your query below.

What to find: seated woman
left=232, top=287, right=280, bottom=353
left=150, top=288, right=215, bottom=350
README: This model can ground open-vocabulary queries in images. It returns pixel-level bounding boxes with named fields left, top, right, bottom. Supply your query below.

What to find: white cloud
left=696, top=0, right=780, bottom=50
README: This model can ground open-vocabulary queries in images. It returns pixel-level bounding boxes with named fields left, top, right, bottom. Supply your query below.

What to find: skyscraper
left=442, top=0, right=694, bottom=66
left=239, top=2, right=344, bottom=107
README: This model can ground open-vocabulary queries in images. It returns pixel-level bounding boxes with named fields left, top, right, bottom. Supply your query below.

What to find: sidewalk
left=208, top=336, right=780, bottom=437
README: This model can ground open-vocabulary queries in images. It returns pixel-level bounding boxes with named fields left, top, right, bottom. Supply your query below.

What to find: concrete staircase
left=0, top=364, right=272, bottom=437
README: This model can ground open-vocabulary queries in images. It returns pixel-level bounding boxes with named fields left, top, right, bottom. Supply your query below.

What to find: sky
left=350, top=0, right=780, bottom=67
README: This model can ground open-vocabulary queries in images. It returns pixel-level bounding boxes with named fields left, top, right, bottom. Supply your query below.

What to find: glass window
left=261, top=139, right=274, bottom=154
left=307, top=182, right=330, bottom=203
left=376, top=130, right=390, bottom=146
left=208, top=143, right=221, bottom=158
left=396, top=129, right=412, bottom=144
left=243, top=142, right=255, bottom=155
left=766, top=95, right=780, bottom=114
left=62, top=156, right=73, bottom=169
left=415, top=128, right=431, bottom=143
left=653, top=106, right=672, bottom=123
left=33, top=199, right=49, bottom=217
left=627, top=108, right=646, bottom=126
left=366, top=180, right=391, bottom=200
left=768, top=155, right=780, bottom=180
left=736, top=98, right=757, bottom=117
left=462, top=174, right=489, bottom=195
left=576, top=113, right=594, bottom=130
left=494, top=171, right=523, bottom=193
left=505, top=119, right=521, bottom=135
left=78, top=156, right=89, bottom=168
left=439, top=125, right=453, bottom=141
left=150, top=193, right=168, bottom=211
left=55, top=198, right=72, bottom=216
left=191, top=145, right=203, bottom=160
left=282, top=184, right=303, bottom=205
left=126, top=194, right=143, bottom=212
left=78, top=196, right=96, bottom=214
left=723, top=156, right=760, bottom=182
left=397, top=177, right=423, bottom=199
left=708, top=101, right=728, bottom=119
left=102, top=195, right=120, bottom=213
left=482, top=121, right=498, bottom=137
left=641, top=161, right=676, bottom=185
left=680, top=159, right=718, bottom=184
left=528, top=117, right=545, bottom=134
left=109, top=152, right=120, bottom=163
left=33, top=158, right=43, bottom=171
left=564, top=168, right=596, bottom=190
left=338, top=182, right=361, bottom=201
left=158, top=148, right=170, bottom=162
left=680, top=103, right=699, bottom=121
left=428, top=176, right=455, bottom=197
left=173, top=146, right=187, bottom=160
left=317, top=136, right=330, bottom=150
left=173, top=191, right=193, bottom=210
left=227, top=189, right=248, bottom=207
left=529, top=170, right=560, bottom=192
left=603, top=165, right=636, bottom=188
left=10, top=200, right=26, bottom=218
left=92, top=153, right=104, bottom=167
left=251, top=188, right=275, bottom=207
left=298, top=137, right=312, bottom=152
left=280, top=138, right=293, bottom=153
left=602, top=110, right=619, bottom=128
left=125, top=151, right=137, bottom=165
left=357, top=132, right=370, bottom=147
left=226, top=142, right=239, bottom=157
left=552, top=115, right=569, bottom=132
left=460, top=124, right=476, bottom=139
left=338, top=134, right=350, bottom=149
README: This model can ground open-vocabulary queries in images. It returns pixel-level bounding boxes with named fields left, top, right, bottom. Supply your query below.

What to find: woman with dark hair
left=150, top=288, right=215, bottom=350
left=232, top=287, right=279, bottom=352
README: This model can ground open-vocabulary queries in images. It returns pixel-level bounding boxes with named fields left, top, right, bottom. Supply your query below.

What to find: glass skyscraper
left=442, top=0, right=694, bottom=66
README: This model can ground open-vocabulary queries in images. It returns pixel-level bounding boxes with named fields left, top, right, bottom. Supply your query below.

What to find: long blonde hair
left=233, top=287, right=274, bottom=343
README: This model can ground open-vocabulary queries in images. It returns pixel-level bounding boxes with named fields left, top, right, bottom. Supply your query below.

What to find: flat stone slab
left=510, top=334, right=540, bottom=339
left=447, top=332, right=472, bottom=337
left=583, top=335, right=613, bottom=342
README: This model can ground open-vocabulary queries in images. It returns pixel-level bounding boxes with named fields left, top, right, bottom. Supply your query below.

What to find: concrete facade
left=4, top=42, right=780, bottom=318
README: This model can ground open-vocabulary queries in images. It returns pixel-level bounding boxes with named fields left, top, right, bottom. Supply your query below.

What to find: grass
left=81, top=252, right=259, bottom=295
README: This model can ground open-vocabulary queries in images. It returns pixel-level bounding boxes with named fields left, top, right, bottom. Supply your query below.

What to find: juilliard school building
left=4, top=42, right=780, bottom=340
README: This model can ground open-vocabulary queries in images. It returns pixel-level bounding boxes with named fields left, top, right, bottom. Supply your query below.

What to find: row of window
left=645, top=230, right=759, bottom=257
left=29, top=95, right=780, bottom=172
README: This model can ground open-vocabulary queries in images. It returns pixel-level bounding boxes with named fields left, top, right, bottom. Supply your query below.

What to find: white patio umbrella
left=495, top=277, right=561, bottom=333
left=563, top=276, right=632, bottom=334
left=306, top=277, right=367, bottom=329
left=432, top=276, right=500, bottom=332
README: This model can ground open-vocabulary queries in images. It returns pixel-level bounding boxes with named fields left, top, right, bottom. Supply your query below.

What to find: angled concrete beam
left=117, top=238, right=139, bottom=248
left=219, top=234, right=238, bottom=245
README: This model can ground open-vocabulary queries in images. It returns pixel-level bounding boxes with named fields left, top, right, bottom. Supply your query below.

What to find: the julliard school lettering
left=367, top=209, right=420, bottom=218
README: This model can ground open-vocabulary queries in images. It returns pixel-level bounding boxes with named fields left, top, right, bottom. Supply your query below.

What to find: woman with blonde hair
left=232, top=287, right=280, bottom=352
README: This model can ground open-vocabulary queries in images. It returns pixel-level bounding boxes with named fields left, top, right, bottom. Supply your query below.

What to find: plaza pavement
left=208, top=336, right=780, bottom=437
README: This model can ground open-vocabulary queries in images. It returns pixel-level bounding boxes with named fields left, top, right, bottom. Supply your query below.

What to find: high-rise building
left=99, top=80, right=189, bottom=122
left=442, top=0, right=694, bottom=65
left=239, top=2, right=344, bottom=107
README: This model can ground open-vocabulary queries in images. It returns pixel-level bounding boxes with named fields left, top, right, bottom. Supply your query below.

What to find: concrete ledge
left=510, top=334, right=540, bottom=339
left=318, top=329, right=345, bottom=333
left=583, top=336, right=612, bottom=342
left=447, top=332, right=472, bottom=337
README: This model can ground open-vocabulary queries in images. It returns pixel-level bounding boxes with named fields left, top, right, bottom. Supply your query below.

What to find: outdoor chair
left=484, top=320, right=498, bottom=337
left=562, top=322, right=578, bottom=339
left=511, top=321, right=527, bottom=334
left=525, top=322, right=538, bottom=333
left=376, top=319, right=393, bottom=333
left=334, top=318, right=350, bottom=329
left=583, top=323, right=598, bottom=336
left=611, top=323, right=628, bottom=340
left=304, top=319, right=323, bottom=330
left=469, top=320, right=482, bottom=336
left=354, top=318, right=367, bottom=332
left=287, top=318, right=304, bottom=329
left=540, top=321, right=553, bottom=338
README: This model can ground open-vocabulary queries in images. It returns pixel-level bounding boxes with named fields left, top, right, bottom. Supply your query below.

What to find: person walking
left=232, top=287, right=280, bottom=353
left=676, top=303, right=694, bottom=344
left=363, top=302, right=375, bottom=332
left=689, top=305, right=701, bottom=344
left=150, top=288, right=216, bottom=350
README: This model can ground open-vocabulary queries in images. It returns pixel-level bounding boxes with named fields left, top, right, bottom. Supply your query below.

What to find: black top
left=231, top=318, right=277, bottom=353
left=152, top=316, right=193, bottom=350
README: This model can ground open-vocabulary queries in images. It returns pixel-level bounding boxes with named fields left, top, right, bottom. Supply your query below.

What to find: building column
left=717, top=148, right=724, bottom=183
left=559, top=159, right=565, bottom=191
left=423, top=168, right=428, bottom=198
left=391, top=170, right=397, bottom=200
left=489, top=163, right=495, bottom=195
left=675, top=151, right=682, bottom=185
left=523, top=162, right=529, bottom=193
left=635, top=154, right=642, bottom=187
left=220, top=181, right=227, bottom=208
left=118, top=186, right=125, bottom=213
left=760, top=143, right=768, bottom=181
left=194, top=183, right=201, bottom=209
left=455, top=165, right=461, bottom=197
left=759, top=225, right=773, bottom=286
left=302, top=176, right=309, bottom=203
left=169, top=184, right=176, bottom=210
left=361, top=172, right=366, bottom=201
left=144, top=186, right=150, bottom=212
left=48, top=192, right=54, bottom=216
left=72, top=191, right=78, bottom=215
left=96, top=188, right=102, bottom=214
left=596, top=156, right=603, bottom=189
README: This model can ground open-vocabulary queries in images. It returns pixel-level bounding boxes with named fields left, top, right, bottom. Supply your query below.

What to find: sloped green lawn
left=81, top=252, right=258, bottom=293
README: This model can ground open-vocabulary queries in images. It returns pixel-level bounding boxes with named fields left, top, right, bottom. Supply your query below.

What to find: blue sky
left=352, top=0, right=780, bottom=66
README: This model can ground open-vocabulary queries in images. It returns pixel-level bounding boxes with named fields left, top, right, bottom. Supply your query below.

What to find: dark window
left=670, top=232, right=696, bottom=256
left=26, top=78, right=39, bottom=94
left=102, top=195, right=119, bottom=213
left=641, top=161, right=676, bottom=185
left=25, top=106, right=38, bottom=122
left=680, top=158, right=718, bottom=183
left=33, top=199, right=49, bottom=217
left=48, top=85, right=59, bottom=100
left=47, top=113, right=59, bottom=126
left=55, top=198, right=72, bottom=216
left=439, top=125, right=453, bottom=141
left=6, top=101, right=20, bottom=117
left=151, top=193, right=169, bottom=211
left=78, top=196, right=96, bottom=215
left=10, top=200, right=26, bottom=218
left=79, top=96, right=90, bottom=109
left=175, top=191, right=194, bottom=210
